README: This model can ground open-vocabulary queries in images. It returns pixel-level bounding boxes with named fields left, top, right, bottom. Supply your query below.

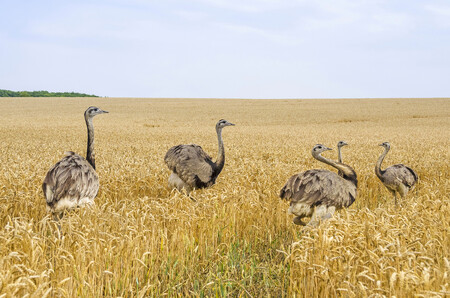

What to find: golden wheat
left=0, top=97, right=448, bottom=297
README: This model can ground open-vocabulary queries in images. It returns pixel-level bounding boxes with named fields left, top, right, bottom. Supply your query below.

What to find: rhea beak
left=326, top=147, right=333, bottom=151
left=227, top=122, right=235, bottom=126
left=100, top=109, right=109, bottom=114
left=378, top=143, right=384, bottom=146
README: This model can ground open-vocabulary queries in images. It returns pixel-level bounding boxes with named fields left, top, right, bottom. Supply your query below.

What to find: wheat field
left=0, top=97, right=449, bottom=297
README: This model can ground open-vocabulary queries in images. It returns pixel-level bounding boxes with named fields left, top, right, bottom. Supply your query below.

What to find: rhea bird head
left=84, top=106, right=109, bottom=120
left=216, top=119, right=235, bottom=130
left=378, top=142, right=390, bottom=148
left=312, top=144, right=332, bottom=157
left=337, top=140, right=348, bottom=148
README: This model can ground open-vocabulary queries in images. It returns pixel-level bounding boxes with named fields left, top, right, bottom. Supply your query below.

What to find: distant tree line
left=0, top=89, right=98, bottom=97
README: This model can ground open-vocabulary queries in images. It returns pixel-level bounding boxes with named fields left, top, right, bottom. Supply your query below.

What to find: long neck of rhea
left=375, top=147, right=389, bottom=181
left=85, top=117, right=96, bottom=170
left=315, top=152, right=357, bottom=186
left=215, top=127, right=225, bottom=176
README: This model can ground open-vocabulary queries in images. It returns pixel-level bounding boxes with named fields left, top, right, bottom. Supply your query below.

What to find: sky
left=1, top=0, right=449, bottom=98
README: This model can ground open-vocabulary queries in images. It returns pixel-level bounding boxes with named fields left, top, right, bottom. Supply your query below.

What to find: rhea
left=164, top=119, right=235, bottom=194
left=280, top=144, right=358, bottom=226
left=375, top=142, right=418, bottom=205
left=42, top=106, right=108, bottom=219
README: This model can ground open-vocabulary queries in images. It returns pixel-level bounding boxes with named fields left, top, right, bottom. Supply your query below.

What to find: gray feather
left=42, top=152, right=99, bottom=210
left=164, top=119, right=234, bottom=192
left=42, top=106, right=107, bottom=214
left=375, top=143, right=418, bottom=200
left=381, top=164, right=418, bottom=191
left=164, top=144, right=216, bottom=189
left=280, top=169, right=356, bottom=209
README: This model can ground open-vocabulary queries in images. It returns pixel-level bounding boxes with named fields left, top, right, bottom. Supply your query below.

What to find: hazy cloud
left=0, top=0, right=449, bottom=98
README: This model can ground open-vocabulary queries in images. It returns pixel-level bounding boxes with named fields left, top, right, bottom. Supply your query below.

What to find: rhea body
left=42, top=106, right=108, bottom=218
left=280, top=144, right=358, bottom=226
left=375, top=142, right=418, bottom=205
left=164, top=119, right=235, bottom=193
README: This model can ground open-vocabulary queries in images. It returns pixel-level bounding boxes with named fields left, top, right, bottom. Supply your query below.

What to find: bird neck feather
left=375, top=147, right=389, bottom=181
left=315, top=153, right=357, bottom=186
left=342, top=171, right=358, bottom=187
left=337, top=146, right=344, bottom=176
left=214, top=127, right=225, bottom=176
left=85, top=117, right=96, bottom=170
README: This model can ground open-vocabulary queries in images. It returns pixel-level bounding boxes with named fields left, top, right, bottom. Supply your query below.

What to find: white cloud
left=425, top=4, right=450, bottom=28
left=425, top=4, right=450, bottom=16
left=194, top=0, right=303, bottom=13
left=195, top=0, right=386, bottom=15
left=217, top=23, right=300, bottom=45
left=1, top=0, right=449, bottom=98
left=173, top=10, right=209, bottom=22
left=27, top=4, right=163, bottom=43
left=369, top=12, right=414, bottom=33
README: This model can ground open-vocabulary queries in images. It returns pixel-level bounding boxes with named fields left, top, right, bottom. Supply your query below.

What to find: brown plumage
left=164, top=119, right=234, bottom=193
left=280, top=144, right=358, bottom=226
left=42, top=106, right=108, bottom=218
left=375, top=142, right=418, bottom=205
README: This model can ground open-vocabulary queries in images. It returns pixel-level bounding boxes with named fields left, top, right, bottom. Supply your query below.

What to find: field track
left=0, top=97, right=449, bottom=296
